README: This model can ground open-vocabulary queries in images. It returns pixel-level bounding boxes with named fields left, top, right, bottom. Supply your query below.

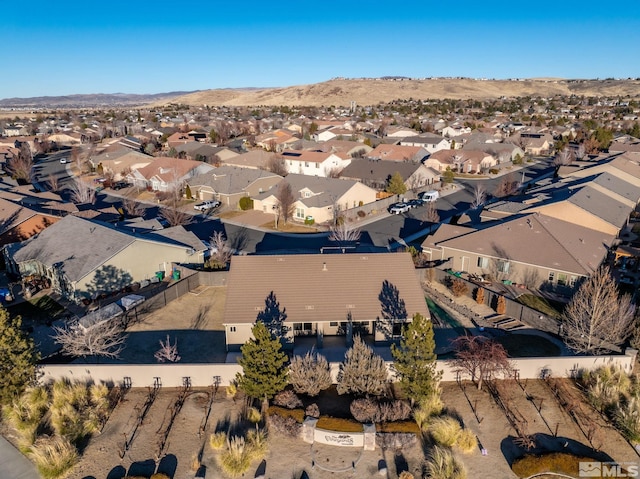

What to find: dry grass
left=209, top=432, right=227, bottom=450
left=455, top=429, right=478, bottom=454
left=218, top=436, right=253, bottom=479
left=425, top=446, right=467, bottom=479
left=160, top=78, right=640, bottom=108
left=28, top=436, right=79, bottom=479
left=511, top=452, right=597, bottom=478
left=429, top=416, right=462, bottom=448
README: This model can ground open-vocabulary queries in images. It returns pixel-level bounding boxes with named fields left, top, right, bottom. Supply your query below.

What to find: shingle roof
left=186, top=166, right=281, bottom=194
left=223, top=253, right=429, bottom=325
left=567, top=185, right=631, bottom=229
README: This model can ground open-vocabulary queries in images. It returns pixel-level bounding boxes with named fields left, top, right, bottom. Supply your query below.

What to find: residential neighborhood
left=2, top=86, right=640, bottom=479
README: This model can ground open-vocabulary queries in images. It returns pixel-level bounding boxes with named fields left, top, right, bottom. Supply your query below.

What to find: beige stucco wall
left=39, top=349, right=636, bottom=388
left=75, top=240, right=204, bottom=296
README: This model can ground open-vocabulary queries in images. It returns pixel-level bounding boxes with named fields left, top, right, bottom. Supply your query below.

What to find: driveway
left=0, top=436, right=39, bottom=479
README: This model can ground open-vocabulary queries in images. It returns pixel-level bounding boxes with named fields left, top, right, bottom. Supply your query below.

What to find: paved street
left=0, top=436, right=39, bottom=479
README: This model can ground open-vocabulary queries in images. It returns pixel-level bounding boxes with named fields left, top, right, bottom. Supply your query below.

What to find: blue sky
left=3, top=0, right=639, bottom=98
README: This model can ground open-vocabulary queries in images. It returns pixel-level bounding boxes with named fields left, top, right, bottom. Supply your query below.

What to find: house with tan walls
left=251, top=174, right=378, bottom=224
left=223, top=252, right=429, bottom=351
left=280, top=150, right=351, bottom=177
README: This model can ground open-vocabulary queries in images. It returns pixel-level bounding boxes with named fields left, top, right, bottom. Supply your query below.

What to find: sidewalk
left=0, top=436, right=39, bottom=479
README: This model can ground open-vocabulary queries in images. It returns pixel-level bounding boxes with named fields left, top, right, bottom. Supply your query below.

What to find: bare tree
left=208, top=231, right=233, bottom=267
left=493, top=173, right=519, bottom=198
left=159, top=198, right=192, bottom=227
left=328, top=222, right=361, bottom=243
left=266, top=155, right=288, bottom=176
left=562, top=265, right=635, bottom=354
left=154, top=334, right=181, bottom=362
left=470, top=183, right=487, bottom=209
left=274, top=181, right=295, bottom=227
left=451, top=336, right=513, bottom=390
left=552, top=149, right=573, bottom=170
left=52, top=319, right=127, bottom=359
left=422, top=202, right=440, bottom=223
left=46, top=174, right=60, bottom=193
left=5, top=143, right=33, bottom=182
left=575, top=143, right=586, bottom=160
left=68, top=179, right=96, bottom=204
left=122, top=198, right=145, bottom=218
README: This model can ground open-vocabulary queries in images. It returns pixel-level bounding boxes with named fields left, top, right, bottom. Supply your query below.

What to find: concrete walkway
left=0, top=436, right=39, bottom=479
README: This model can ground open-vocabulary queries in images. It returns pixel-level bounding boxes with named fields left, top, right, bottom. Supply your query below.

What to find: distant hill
left=0, top=91, right=197, bottom=108
left=163, top=78, right=640, bottom=107
left=3, top=78, right=640, bottom=109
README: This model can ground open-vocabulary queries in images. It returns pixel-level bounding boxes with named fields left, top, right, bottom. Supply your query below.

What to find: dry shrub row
left=512, top=452, right=598, bottom=477
left=350, top=398, right=411, bottom=423
left=272, top=389, right=303, bottom=409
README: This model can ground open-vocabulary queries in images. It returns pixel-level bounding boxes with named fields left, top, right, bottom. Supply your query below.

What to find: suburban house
left=3, top=215, right=206, bottom=302
left=252, top=174, right=378, bottom=224
left=366, top=144, right=428, bottom=163
left=89, top=148, right=154, bottom=180
left=174, top=142, right=238, bottom=163
left=340, top=159, right=440, bottom=191
left=319, top=139, right=373, bottom=158
left=280, top=150, right=351, bottom=177
left=255, top=129, right=299, bottom=152
left=0, top=197, right=61, bottom=246
left=2, top=125, right=28, bottom=137
left=441, top=124, right=472, bottom=138
left=222, top=149, right=278, bottom=170
left=223, top=252, right=429, bottom=350
left=462, top=140, right=525, bottom=163
left=421, top=213, right=615, bottom=289
left=166, top=132, right=194, bottom=148
left=127, top=157, right=214, bottom=191
left=385, top=126, right=420, bottom=138
left=185, top=166, right=283, bottom=206
left=425, top=149, right=497, bottom=173
left=509, top=131, right=554, bottom=156
left=400, top=134, right=451, bottom=153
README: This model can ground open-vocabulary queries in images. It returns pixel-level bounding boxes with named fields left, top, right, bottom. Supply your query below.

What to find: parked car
left=112, top=181, right=131, bottom=190
left=388, top=202, right=411, bottom=214
left=194, top=200, right=221, bottom=211
left=407, top=199, right=424, bottom=208
left=59, top=157, right=69, bottom=164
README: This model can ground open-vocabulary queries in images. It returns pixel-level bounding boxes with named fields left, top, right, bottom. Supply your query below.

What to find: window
left=293, top=323, right=302, bottom=332
left=315, top=162, right=320, bottom=168
left=548, top=271, right=555, bottom=282
left=557, top=273, right=567, bottom=286
left=569, top=276, right=577, bottom=287
left=229, top=326, right=236, bottom=332
left=303, top=323, right=312, bottom=331
left=497, top=261, right=510, bottom=273
left=330, top=321, right=338, bottom=327
left=305, top=162, right=309, bottom=167
left=392, top=322, right=403, bottom=336
left=295, top=207, right=305, bottom=219
left=304, top=191, right=311, bottom=198
left=477, top=257, right=489, bottom=268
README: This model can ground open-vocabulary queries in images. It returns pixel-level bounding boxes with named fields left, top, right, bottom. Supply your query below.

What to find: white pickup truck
left=193, top=200, right=221, bottom=211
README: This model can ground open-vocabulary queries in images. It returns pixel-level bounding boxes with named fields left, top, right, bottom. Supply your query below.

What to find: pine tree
left=337, top=335, right=388, bottom=396
left=0, top=307, right=40, bottom=404
left=391, top=313, right=442, bottom=403
left=236, top=322, right=288, bottom=402
left=385, top=172, right=407, bottom=195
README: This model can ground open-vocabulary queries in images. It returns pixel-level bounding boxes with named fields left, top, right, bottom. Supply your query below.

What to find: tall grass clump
left=429, top=416, right=462, bottom=448
left=219, top=436, right=252, bottom=478
left=581, top=365, right=631, bottom=413
left=413, top=390, right=444, bottom=430
left=246, top=406, right=262, bottom=424
left=425, top=446, right=467, bottom=479
left=210, top=431, right=227, bottom=450
left=28, top=435, right=79, bottom=479
left=455, top=429, right=477, bottom=454
left=616, top=397, right=640, bottom=443
left=2, top=387, right=49, bottom=452
left=246, top=427, right=268, bottom=460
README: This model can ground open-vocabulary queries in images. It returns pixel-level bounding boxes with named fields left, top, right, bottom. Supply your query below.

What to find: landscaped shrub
left=350, top=397, right=379, bottom=422
left=378, top=400, right=411, bottom=422
left=376, top=432, right=418, bottom=450
left=489, top=168, right=499, bottom=175
left=305, top=403, right=320, bottom=418
left=456, top=429, right=477, bottom=454
left=425, top=446, right=466, bottom=479
left=580, top=365, right=631, bottom=413
left=413, top=390, right=444, bottom=430
left=273, top=389, right=303, bottom=409
left=210, top=431, right=227, bottom=450
left=266, top=413, right=302, bottom=437
left=246, top=427, right=268, bottom=460
left=496, top=295, right=507, bottom=314
left=28, top=436, right=79, bottom=479
left=238, top=196, right=253, bottom=211
left=246, top=406, right=262, bottom=424
left=398, top=472, right=415, bottom=479
left=3, top=386, right=49, bottom=452
left=429, top=416, right=462, bottom=448
left=616, top=397, right=640, bottom=443
left=219, top=436, right=252, bottom=479
left=288, top=351, right=332, bottom=396
left=377, top=421, right=421, bottom=434
left=357, top=210, right=366, bottom=218
left=150, top=474, right=171, bottom=479
left=511, top=452, right=597, bottom=478
left=226, top=382, right=237, bottom=398
left=316, top=416, right=363, bottom=433
left=449, top=278, right=468, bottom=297
left=474, top=287, right=485, bottom=304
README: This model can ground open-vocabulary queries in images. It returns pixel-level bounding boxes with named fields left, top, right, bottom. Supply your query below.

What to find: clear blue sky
left=3, top=0, right=639, bottom=98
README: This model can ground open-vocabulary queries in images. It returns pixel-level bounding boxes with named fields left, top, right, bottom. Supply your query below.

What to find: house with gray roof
left=340, top=158, right=440, bottom=191
left=185, top=166, right=282, bottom=207
left=252, top=174, right=378, bottom=224
left=421, top=213, right=615, bottom=289
left=223, top=252, right=429, bottom=350
left=4, top=215, right=205, bottom=302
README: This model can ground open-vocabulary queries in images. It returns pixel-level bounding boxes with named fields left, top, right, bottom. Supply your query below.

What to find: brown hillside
left=158, top=78, right=640, bottom=107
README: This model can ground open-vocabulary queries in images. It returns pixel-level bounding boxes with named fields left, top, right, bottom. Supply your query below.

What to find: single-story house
left=185, top=166, right=283, bottom=207
left=424, top=149, right=496, bottom=173
left=421, top=213, right=615, bottom=289
left=4, top=215, right=205, bottom=302
left=366, top=144, right=428, bottom=163
left=223, top=252, right=430, bottom=350
left=127, top=157, right=214, bottom=191
left=0, top=197, right=61, bottom=246
left=90, top=148, right=154, bottom=180
left=252, top=174, right=378, bottom=224
left=340, top=159, right=440, bottom=191
left=174, top=142, right=238, bottom=163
